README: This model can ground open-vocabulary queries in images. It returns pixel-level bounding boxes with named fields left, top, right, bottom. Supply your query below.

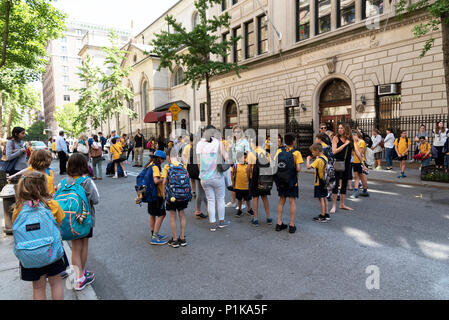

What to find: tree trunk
left=6, top=106, right=14, bottom=137
left=0, top=0, right=12, bottom=69
left=206, top=73, right=212, bottom=126
left=441, top=14, right=449, bottom=117
left=0, top=92, right=3, bottom=138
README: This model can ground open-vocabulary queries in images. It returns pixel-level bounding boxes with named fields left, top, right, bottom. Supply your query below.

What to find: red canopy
left=144, top=112, right=167, bottom=123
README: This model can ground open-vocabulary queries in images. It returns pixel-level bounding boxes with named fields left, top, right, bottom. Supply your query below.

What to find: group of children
left=11, top=149, right=99, bottom=300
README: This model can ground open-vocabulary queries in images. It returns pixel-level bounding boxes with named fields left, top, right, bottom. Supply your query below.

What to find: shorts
left=147, top=197, right=166, bottom=217
left=314, top=185, right=328, bottom=199
left=374, top=152, right=383, bottom=160
left=352, top=163, right=363, bottom=174
left=277, top=185, right=299, bottom=198
left=113, top=159, right=124, bottom=165
left=79, top=227, right=93, bottom=239
left=250, top=188, right=271, bottom=198
left=235, top=189, right=252, bottom=201
left=165, top=200, right=189, bottom=212
left=20, top=251, right=69, bottom=281
left=398, top=155, right=408, bottom=161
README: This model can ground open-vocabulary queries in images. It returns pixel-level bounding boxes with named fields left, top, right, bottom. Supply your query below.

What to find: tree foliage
left=54, top=103, right=86, bottom=139
left=151, top=0, right=245, bottom=125
left=26, top=120, right=47, bottom=141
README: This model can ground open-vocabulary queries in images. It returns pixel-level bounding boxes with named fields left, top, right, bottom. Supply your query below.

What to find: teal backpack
left=54, top=177, right=92, bottom=240
left=13, top=202, right=64, bottom=268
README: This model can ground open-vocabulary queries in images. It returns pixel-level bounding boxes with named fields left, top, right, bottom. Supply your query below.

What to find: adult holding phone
left=5, top=127, right=28, bottom=175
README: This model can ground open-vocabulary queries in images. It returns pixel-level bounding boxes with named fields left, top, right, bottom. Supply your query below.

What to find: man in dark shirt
left=134, top=129, right=145, bottom=167
left=98, top=132, right=107, bottom=151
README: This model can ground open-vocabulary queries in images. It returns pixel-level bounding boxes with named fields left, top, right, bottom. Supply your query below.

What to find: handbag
left=334, top=144, right=349, bottom=172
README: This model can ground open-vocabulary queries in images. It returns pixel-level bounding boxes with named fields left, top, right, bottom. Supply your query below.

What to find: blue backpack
left=12, top=202, right=64, bottom=269
left=54, top=177, right=92, bottom=240
left=135, top=164, right=158, bottom=203
left=165, top=163, right=192, bottom=203
left=274, top=147, right=298, bottom=189
left=323, top=145, right=335, bottom=164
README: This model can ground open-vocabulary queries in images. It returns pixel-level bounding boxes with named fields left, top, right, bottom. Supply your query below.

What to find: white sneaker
left=124, top=172, right=128, bottom=177
left=112, top=175, right=118, bottom=179
left=225, top=201, right=236, bottom=208
left=240, top=204, right=247, bottom=210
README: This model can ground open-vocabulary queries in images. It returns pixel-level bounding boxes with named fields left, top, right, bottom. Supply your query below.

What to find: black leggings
left=332, top=169, right=350, bottom=195
left=435, top=146, right=445, bottom=166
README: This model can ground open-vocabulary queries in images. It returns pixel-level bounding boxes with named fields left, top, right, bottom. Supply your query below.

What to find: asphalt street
left=51, top=157, right=449, bottom=300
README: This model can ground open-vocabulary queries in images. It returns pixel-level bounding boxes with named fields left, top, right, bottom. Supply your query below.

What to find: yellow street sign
left=172, top=113, right=179, bottom=121
left=169, top=103, right=181, bottom=115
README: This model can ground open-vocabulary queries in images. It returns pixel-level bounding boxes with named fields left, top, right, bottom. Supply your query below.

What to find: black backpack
left=252, top=150, right=274, bottom=192
left=274, top=147, right=297, bottom=190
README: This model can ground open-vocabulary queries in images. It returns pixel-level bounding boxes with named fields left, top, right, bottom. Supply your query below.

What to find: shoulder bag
left=334, top=144, right=349, bottom=172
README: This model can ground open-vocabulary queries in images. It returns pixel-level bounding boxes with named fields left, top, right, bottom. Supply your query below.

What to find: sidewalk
left=0, top=202, right=98, bottom=300
left=303, top=165, right=449, bottom=190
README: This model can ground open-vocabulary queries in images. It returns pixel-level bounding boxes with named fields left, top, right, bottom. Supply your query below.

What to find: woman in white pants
left=197, top=125, right=230, bottom=232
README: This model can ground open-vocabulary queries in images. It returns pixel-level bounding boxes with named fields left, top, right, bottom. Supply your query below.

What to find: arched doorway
left=319, top=79, right=352, bottom=133
left=224, top=100, right=238, bottom=129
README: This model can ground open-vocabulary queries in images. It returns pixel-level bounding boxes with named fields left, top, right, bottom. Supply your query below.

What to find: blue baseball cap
left=154, top=150, right=166, bottom=160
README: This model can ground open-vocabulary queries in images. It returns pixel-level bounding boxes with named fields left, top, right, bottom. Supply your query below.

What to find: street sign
left=169, top=103, right=181, bottom=115
left=166, top=112, right=172, bottom=122
left=173, top=113, right=179, bottom=121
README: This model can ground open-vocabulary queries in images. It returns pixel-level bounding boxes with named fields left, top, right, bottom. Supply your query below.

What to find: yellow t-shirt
left=353, top=140, right=366, bottom=164
left=12, top=200, right=65, bottom=224
left=311, top=155, right=328, bottom=187
left=394, top=137, right=411, bottom=155
left=110, top=143, right=123, bottom=161
left=247, top=148, right=271, bottom=179
left=52, top=142, right=56, bottom=151
left=182, top=144, right=192, bottom=164
left=151, top=164, right=164, bottom=197
left=273, top=146, right=304, bottom=166
left=232, top=163, right=249, bottom=190
left=419, top=142, right=431, bottom=156
left=26, top=167, right=55, bottom=195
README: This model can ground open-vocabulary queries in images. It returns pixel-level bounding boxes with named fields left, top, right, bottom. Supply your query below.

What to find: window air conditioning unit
left=378, top=84, right=398, bottom=96
left=285, top=98, right=299, bottom=108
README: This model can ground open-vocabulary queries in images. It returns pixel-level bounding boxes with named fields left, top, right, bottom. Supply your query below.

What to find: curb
left=62, top=241, right=99, bottom=300
left=302, top=170, right=449, bottom=190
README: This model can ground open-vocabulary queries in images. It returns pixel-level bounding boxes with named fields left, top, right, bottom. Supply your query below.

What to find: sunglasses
left=320, top=127, right=327, bottom=129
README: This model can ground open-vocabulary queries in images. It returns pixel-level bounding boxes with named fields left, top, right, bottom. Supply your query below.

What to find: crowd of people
left=1, top=120, right=448, bottom=300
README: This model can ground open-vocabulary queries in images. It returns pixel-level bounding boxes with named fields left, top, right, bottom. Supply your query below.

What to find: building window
left=142, top=80, right=149, bottom=115
left=248, top=104, right=259, bottom=129
left=245, top=20, right=255, bottom=59
left=75, top=29, right=82, bottom=35
left=362, top=0, right=383, bottom=19
left=64, top=85, right=69, bottom=93
left=173, top=68, right=184, bottom=86
left=296, top=0, right=311, bottom=41
left=192, top=11, right=200, bottom=29
left=61, top=46, right=67, bottom=54
left=232, top=0, right=238, bottom=4
left=200, top=103, right=206, bottom=122
left=63, top=95, right=70, bottom=102
left=61, top=56, right=68, bottom=63
left=60, top=37, right=67, bottom=43
left=63, top=75, right=69, bottom=83
left=316, top=0, right=331, bottom=34
left=222, top=0, right=227, bottom=11
left=232, top=26, right=242, bottom=63
left=258, top=15, right=268, bottom=54
left=222, top=32, right=231, bottom=63
left=62, top=66, right=69, bottom=74
left=78, top=58, right=82, bottom=65
left=338, top=0, right=355, bottom=27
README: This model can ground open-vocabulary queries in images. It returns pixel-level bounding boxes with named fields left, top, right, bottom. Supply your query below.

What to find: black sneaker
left=324, top=213, right=331, bottom=221
left=178, top=238, right=187, bottom=247
left=313, top=215, right=328, bottom=223
left=275, top=223, right=288, bottom=231
left=247, top=208, right=254, bottom=216
left=168, top=239, right=180, bottom=248
left=235, top=209, right=243, bottom=218
left=288, top=225, right=297, bottom=233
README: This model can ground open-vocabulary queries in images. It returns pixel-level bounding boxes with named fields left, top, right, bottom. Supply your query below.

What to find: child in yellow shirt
left=232, top=152, right=254, bottom=218
left=307, top=143, right=330, bottom=222
left=394, top=130, right=411, bottom=178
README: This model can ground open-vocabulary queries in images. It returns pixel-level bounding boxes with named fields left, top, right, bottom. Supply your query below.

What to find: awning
left=153, top=100, right=191, bottom=112
left=144, top=112, right=167, bottom=123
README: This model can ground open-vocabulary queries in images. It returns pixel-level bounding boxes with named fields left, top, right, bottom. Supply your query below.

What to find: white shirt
left=371, top=134, right=383, bottom=153
left=384, top=133, right=395, bottom=149
left=433, top=129, right=449, bottom=147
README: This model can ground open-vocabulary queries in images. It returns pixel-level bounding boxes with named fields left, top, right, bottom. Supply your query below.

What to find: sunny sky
left=53, top=0, right=180, bottom=36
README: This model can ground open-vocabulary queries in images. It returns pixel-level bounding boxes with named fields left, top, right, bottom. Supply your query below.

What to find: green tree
left=54, top=103, right=86, bottom=139
left=151, top=0, right=245, bottom=125
left=26, top=120, right=47, bottom=141
left=396, top=0, right=449, bottom=115
left=74, top=55, right=103, bottom=129
left=100, top=31, right=135, bottom=128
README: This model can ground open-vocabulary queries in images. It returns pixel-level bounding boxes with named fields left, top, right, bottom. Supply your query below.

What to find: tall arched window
left=173, top=68, right=184, bottom=87
left=192, top=11, right=200, bottom=29
left=141, top=80, right=149, bottom=115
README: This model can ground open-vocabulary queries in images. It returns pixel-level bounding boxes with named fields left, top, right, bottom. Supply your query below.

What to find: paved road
left=52, top=158, right=449, bottom=300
